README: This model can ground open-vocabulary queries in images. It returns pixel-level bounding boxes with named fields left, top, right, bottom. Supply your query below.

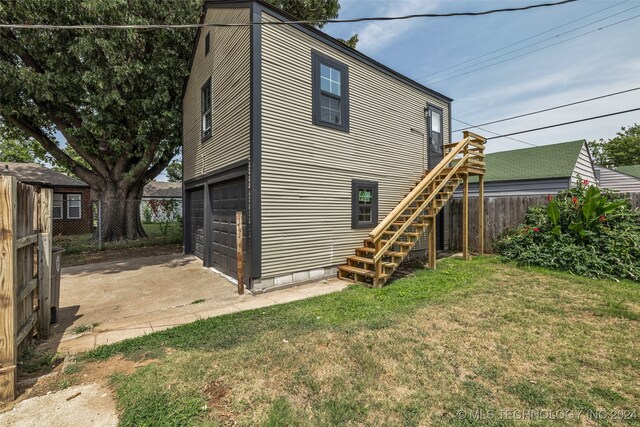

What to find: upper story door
left=426, top=105, right=444, bottom=170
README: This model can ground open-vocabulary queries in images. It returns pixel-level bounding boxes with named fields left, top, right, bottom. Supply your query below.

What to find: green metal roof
left=616, top=165, right=640, bottom=178
left=473, top=140, right=586, bottom=183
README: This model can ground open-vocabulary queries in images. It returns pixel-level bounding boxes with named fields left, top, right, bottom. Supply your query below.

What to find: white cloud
left=354, top=0, right=444, bottom=54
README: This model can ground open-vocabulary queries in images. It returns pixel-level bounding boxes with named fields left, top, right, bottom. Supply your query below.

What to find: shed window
left=67, top=194, right=82, bottom=219
left=53, top=193, right=63, bottom=219
left=312, top=51, right=349, bottom=132
left=201, top=78, right=212, bottom=140
left=205, top=32, right=210, bottom=56
left=352, top=180, right=378, bottom=229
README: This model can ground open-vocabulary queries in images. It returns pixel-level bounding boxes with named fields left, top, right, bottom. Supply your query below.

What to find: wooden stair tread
left=338, top=265, right=389, bottom=279
left=356, top=247, right=405, bottom=257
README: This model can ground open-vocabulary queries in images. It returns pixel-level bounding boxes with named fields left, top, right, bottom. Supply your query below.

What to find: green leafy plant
left=495, top=180, right=640, bottom=282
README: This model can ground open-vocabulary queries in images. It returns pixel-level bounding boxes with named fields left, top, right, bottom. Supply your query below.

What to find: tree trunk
left=96, top=184, right=147, bottom=242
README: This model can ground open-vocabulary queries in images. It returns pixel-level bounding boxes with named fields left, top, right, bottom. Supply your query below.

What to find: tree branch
left=4, top=114, right=101, bottom=187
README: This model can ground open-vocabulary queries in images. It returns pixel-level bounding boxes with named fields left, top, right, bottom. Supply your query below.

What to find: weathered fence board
left=0, top=176, right=52, bottom=402
left=449, top=195, right=548, bottom=253
left=449, top=192, right=639, bottom=253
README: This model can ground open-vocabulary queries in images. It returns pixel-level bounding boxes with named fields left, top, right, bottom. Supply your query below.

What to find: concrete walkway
left=44, top=254, right=348, bottom=355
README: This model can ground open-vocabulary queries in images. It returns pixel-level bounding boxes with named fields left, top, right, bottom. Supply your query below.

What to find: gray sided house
left=595, top=164, right=640, bottom=193
left=182, top=0, right=452, bottom=290
left=459, top=140, right=596, bottom=197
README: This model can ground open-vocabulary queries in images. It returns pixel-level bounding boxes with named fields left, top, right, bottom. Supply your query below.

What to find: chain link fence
left=52, top=197, right=183, bottom=259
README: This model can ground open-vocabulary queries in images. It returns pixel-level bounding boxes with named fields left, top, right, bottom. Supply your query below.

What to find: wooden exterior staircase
left=338, top=131, right=487, bottom=287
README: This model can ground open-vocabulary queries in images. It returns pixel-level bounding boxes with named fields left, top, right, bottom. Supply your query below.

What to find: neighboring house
left=1, top=163, right=91, bottom=235
left=182, top=0, right=453, bottom=290
left=458, top=140, right=596, bottom=196
left=141, top=181, right=183, bottom=222
left=595, top=164, right=640, bottom=193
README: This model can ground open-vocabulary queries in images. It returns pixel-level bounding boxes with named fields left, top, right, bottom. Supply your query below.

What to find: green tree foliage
left=0, top=0, right=348, bottom=240
left=588, top=123, right=640, bottom=167
left=166, top=160, right=182, bottom=182
left=0, top=122, right=47, bottom=163
left=495, top=180, right=640, bottom=282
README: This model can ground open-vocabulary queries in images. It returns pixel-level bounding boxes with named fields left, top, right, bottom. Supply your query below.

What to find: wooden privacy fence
left=0, top=176, right=52, bottom=402
left=449, top=192, right=640, bottom=253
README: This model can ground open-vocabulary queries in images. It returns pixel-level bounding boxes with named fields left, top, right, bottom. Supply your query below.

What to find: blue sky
left=323, top=0, right=640, bottom=153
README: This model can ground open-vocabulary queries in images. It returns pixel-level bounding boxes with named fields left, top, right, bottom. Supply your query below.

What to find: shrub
left=495, top=180, right=640, bottom=282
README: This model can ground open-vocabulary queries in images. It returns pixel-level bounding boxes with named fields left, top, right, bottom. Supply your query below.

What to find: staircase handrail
left=369, top=136, right=471, bottom=241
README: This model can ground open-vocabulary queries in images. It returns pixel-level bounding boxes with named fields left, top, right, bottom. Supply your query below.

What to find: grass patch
left=54, top=222, right=182, bottom=255
left=191, top=299, right=206, bottom=305
left=74, top=257, right=640, bottom=426
left=71, top=322, right=100, bottom=335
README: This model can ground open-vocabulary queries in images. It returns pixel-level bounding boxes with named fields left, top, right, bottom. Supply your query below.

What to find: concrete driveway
left=43, top=254, right=347, bottom=355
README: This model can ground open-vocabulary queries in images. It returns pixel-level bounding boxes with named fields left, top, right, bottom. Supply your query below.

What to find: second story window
left=312, top=51, right=349, bottom=132
left=205, top=32, right=210, bottom=56
left=201, top=78, right=212, bottom=141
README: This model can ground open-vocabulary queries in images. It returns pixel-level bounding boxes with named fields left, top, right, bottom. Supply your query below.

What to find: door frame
left=204, top=165, right=249, bottom=276
left=426, top=104, right=444, bottom=170
left=426, top=103, right=446, bottom=250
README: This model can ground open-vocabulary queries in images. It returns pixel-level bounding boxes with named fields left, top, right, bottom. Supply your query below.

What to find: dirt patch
left=63, top=244, right=182, bottom=267
left=204, top=380, right=236, bottom=424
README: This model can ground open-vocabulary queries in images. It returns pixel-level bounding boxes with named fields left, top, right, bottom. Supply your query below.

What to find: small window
left=352, top=180, right=378, bottom=229
left=201, top=78, right=212, bottom=140
left=205, top=32, right=210, bottom=56
left=312, top=51, right=349, bottom=132
left=53, top=193, right=63, bottom=219
left=67, top=194, right=82, bottom=219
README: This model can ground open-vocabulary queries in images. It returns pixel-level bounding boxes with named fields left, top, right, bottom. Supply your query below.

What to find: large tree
left=0, top=0, right=346, bottom=241
left=589, top=123, right=640, bottom=168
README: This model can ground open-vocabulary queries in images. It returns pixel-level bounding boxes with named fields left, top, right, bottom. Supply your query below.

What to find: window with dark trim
left=201, top=78, right=212, bottom=141
left=67, top=194, right=82, bottom=219
left=205, top=32, right=210, bottom=56
left=53, top=193, right=63, bottom=219
left=312, top=51, right=349, bottom=132
left=351, top=180, right=378, bottom=229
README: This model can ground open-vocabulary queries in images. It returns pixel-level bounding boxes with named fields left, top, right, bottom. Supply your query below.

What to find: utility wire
left=420, top=3, right=640, bottom=83
left=0, top=0, right=576, bottom=29
left=484, top=107, right=640, bottom=140
left=417, top=0, right=628, bottom=81
left=426, top=13, right=640, bottom=84
left=453, top=86, right=640, bottom=132
left=452, top=117, right=539, bottom=147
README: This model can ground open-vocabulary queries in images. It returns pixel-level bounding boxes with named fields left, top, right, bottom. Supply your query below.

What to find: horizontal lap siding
left=183, top=8, right=250, bottom=181
left=596, top=166, right=640, bottom=192
left=260, top=12, right=449, bottom=277
left=571, top=143, right=596, bottom=185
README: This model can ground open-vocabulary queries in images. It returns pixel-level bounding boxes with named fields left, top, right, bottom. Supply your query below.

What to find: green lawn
left=54, top=222, right=182, bottom=254
left=70, top=257, right=638, bottom=426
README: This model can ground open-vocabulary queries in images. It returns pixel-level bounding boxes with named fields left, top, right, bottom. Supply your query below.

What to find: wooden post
left=37, top=233, right=52, bottom=338
left=0, top=176, right=17, bottom=402
left=38, top=189, right=52, bottom=338
left=428, top=216, right=436, bottom=269
left=478, top=175, right=485, bottom=255
left=374, top=238, right=383, bottom=287
left=462, top=173, right=469, bottom=261
left=236, top=211, right=244, bottom=295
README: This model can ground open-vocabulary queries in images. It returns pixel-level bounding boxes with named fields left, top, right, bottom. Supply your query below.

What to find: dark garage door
left=187, top=188, right=205, bottom=260
left=208, top=176, right=246, bottom=278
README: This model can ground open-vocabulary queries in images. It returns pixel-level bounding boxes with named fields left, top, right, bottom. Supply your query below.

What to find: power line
left=453, top=86, right=640, bottom=132
left=425, top=12, right=640, bottom=84
left=0, top=0, right=576, bottom=30
left=420, top=3, right=640, bottom=83
left=417, top=0, right=628, bottom=81
left=452, top=117, right=538, bottom=147
left=484, top=107, right=640, bottom=140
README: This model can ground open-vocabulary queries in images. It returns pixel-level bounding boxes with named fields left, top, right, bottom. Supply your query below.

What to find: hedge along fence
left=0, top=176, right=53, bottom=402
left=449, top=192, right=640, bottom=253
